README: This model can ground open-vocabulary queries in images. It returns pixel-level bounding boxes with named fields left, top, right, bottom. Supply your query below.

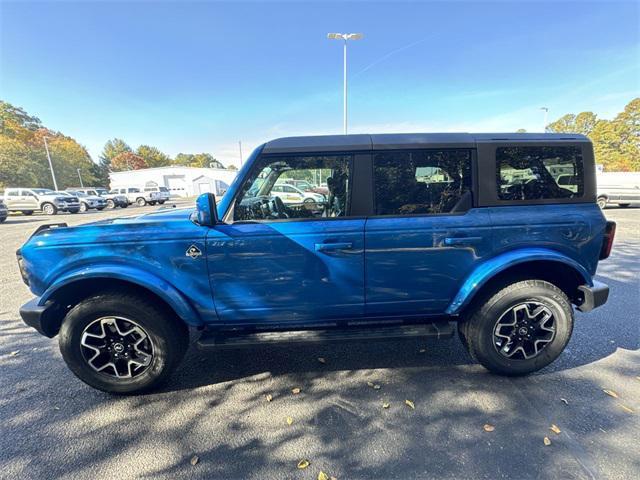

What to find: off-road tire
left=59, top=291, right=189, bottom=394
left=459, top=280, right=573, bottom=376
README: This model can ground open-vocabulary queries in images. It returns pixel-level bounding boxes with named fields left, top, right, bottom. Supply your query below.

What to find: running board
left=197, top=321, right=455, bottom=350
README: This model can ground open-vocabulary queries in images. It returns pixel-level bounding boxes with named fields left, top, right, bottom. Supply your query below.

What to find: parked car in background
left=1, top=188, right=80, bottom=215
left=143, top=186, right=170, bottom=204
left=271, top=183, right=325, bottom=205
left=596, top=172, right=640, bottom=209
left=282, top=178, right=329, bottom=197
left=0, top=199, right=7, bottom=223
left=60, top=190, right=107, bottom=212
left=109, top=187, right=160, bottom=206
left=71, top=187, right=128, bottom=209
left=16, top=133, right=614, bottom=394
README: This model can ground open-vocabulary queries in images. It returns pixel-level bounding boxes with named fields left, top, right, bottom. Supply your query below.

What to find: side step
left=197, top=321, right=455, bottom=350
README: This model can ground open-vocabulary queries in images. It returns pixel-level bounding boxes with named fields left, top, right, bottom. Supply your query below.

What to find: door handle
left=444, top=236, right=483, bottom=246
left=315, top=242, right=353, bottom=252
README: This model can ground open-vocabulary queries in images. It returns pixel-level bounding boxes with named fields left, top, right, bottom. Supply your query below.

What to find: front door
left=207, top=152, right=364, bottom=325
left=365, top=149, right=493, bottom=316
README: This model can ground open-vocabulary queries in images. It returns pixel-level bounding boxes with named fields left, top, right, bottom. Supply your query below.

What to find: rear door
left=364, top=149, right=493, bottom=315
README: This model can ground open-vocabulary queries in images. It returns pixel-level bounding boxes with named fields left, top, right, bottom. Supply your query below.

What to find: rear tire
left=42, top=202, right=57, bottom=215
left=106, top=199, right=115, bottom=209
left=79, top=202, right=88, bottom=213
left=459, top=280, right=573, bottom=376
left=59, top=291, right=189, bottom=394
left=158, top=200, right=166, bottom=205
left=596, top=196, right=607, bottom=209
left=136, top=198, right=146, bottom=207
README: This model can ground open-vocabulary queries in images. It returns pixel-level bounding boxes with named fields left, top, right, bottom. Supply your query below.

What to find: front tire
left=59, top=291, right=189, bottom=394
left=596, top=196, right=607, bottom=209
left=42, top=202, right=57, bottom=215
left=79, top=202, right=88, bottom=213
left=459, top=280, right=573, bottom=376
left=136, top=197, right=147, bottom=207
left=106, top=199, right=115, bottom=209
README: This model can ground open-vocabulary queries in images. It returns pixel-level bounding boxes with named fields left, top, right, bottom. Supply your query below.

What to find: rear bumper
left=577, top=281, right=609, bottom=312
left=19, top=297, right=60, bottom=338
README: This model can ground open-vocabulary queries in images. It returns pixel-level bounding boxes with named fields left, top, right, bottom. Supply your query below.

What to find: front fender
left=39, top=264, right=203, bottom=326
left=446, top=248, right=592, bottom=315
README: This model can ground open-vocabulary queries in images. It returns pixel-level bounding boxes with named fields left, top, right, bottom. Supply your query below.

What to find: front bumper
left=577, top=281, right=609, bottom=312
left=20, top=297, right=61, bottom=338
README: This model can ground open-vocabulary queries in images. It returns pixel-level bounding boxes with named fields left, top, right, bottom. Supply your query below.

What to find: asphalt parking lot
left=1, top=203, right=638, bottom=480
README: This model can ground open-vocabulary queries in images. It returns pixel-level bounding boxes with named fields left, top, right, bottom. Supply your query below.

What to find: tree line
left=2, top=97, right=638, bottom=190
left=0, top=100, right=235, bottom=190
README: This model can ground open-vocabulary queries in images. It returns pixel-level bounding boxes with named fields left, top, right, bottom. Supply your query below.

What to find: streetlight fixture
left=42, top=136, right=59, bottom=191
left=540, top=107, right=549, bottom=133
left=327, top=32, right=363, bottom=134
left=77, top=168, right=84, bottom=188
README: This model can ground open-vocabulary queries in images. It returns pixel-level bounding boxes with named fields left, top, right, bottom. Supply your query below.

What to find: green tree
left=0, top=135, right=38, bottom=187
left=136, top=145, right=172, bottom=168
left=173, top=152, right=223, bottom=168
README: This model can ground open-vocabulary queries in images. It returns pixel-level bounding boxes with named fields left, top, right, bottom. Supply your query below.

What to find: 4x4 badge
left=186, top=245, right=202, bottom=259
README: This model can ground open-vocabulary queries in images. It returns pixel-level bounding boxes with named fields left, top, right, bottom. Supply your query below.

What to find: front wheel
left=106, top=199, right=115, bottom=209
left=596, top=196, right=607, bottom=209
left=136, top=198, right=147, bottom=207
left=58, top=291, right=189, bottom=394
left=458, top=280, right=573, bottom=376
left=42, top=202, right=57, bottom=215
left=79, top=202, right=88, bottom=213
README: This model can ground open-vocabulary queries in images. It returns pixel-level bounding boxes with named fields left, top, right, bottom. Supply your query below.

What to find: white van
left=596, top=172, right=640, bottom=209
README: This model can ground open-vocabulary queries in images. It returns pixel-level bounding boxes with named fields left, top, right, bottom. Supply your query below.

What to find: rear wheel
left=106, top=199, right=115, bottom=209
left=59, top=291, right=189, bottom=394
left=596, top=196, right=607, bottom=209
left=42, top=202, right=57, bottom=215
left=79, top=202, right=88, bottom=213
left=459, top=280, right=573, bottom=376
left=136, top=197, right=147, bottom=207
left=158, top=200, right=166, bottom=205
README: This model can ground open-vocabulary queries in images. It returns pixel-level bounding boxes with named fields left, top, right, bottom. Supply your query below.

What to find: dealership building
left=109, top=166, right=238, bottom=198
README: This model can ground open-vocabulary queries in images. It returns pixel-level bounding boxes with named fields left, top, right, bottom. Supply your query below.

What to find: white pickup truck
left=109, top=187, right=160, bottom=206
left=1, top=188, right=81, bottom=215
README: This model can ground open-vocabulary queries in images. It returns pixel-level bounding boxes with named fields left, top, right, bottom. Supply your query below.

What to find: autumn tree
left=110, top=151, right=148, bottom=171
left=136, top=145, right=172, bottom=168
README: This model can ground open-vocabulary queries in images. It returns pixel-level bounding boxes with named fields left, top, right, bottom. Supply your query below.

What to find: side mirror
left=195, top=193, right=219, bottom=226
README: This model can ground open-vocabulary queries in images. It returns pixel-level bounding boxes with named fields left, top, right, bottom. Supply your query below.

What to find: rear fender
left=446, top=248, right=592, bottom=315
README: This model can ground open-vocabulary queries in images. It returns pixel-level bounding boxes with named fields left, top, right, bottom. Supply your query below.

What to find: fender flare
left=446, top=248, right=592, bottom=315
left=39, top=264, right=203, bottom=326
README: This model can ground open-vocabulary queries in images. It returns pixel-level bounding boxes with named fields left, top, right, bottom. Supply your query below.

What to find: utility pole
left=327, top=33, right=363, bottom=134
left=77, top=168, right=84, bottom=187
left=43, top=136, right=59, bottom=191
left=238, top=141, right=243, bottom=166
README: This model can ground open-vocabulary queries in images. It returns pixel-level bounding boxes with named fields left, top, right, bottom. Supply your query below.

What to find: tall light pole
left=43, top=136, right=59, bottom=191
left=327, top=32, right=363, bottom=134
left=238, top=140, right=243, bottom=166
left=77, top=168, right=84, bottom=187
left=540, top=107, right=549, bottom=132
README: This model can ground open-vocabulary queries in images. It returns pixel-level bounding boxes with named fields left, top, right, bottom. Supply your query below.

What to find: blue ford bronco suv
left=17, top=133, right=615, bottom=394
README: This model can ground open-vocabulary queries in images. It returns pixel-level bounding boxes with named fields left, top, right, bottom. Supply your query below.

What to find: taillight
left=599, top=221, right=616, bottom=260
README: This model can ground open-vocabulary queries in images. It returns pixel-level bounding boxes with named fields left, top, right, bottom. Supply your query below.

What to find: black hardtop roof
left=262, top=133, right=590, bottom=154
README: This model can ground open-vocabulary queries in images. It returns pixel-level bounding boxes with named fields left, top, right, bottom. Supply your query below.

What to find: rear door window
left=373, top=149, right=472, bottom=215
left=497, top=146, right=584, bottom=200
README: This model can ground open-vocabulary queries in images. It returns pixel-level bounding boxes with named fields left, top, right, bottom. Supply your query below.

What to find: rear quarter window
left=497, top=146, right=584, bottom=201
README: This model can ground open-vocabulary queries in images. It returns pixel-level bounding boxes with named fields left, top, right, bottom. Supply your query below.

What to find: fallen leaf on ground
left=483, top=424, right=495, bottom=432
left=560, top=398, right=569, bottom=405
left=297, top=459, right=310, bottom=469
left=382, top=402, right=390, bottom=409
left=10, top=351, right=19, bottom=356
left=603, top=389, right=619, bottom=398
left=292, top=388, right=301, bottom=395
left=419, top=349, right=426, bottom=353
left=619, top=404, right=634, bottom=414
left=318, top=472, right=329, bottom=480
left=286, top=416, right=293, bottom=425
left=317, top=357, right=326, bottom=364
left=190, top=455, right=199, bottom=465
left=543, top=437, right=551, bottom=446
left=405, top=399, right=415, bottom=410
left=265, top=394, right=273, bottom=402
left=550, top=424, right=561, bottom=434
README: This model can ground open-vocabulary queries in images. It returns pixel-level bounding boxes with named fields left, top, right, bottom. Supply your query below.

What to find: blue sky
left=1, top=0, right=638, bottom=167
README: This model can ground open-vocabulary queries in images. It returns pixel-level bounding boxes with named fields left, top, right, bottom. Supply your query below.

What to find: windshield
left=96, top=188, right=107, bottom=195
left=159, top=187, right=169, bottom=192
